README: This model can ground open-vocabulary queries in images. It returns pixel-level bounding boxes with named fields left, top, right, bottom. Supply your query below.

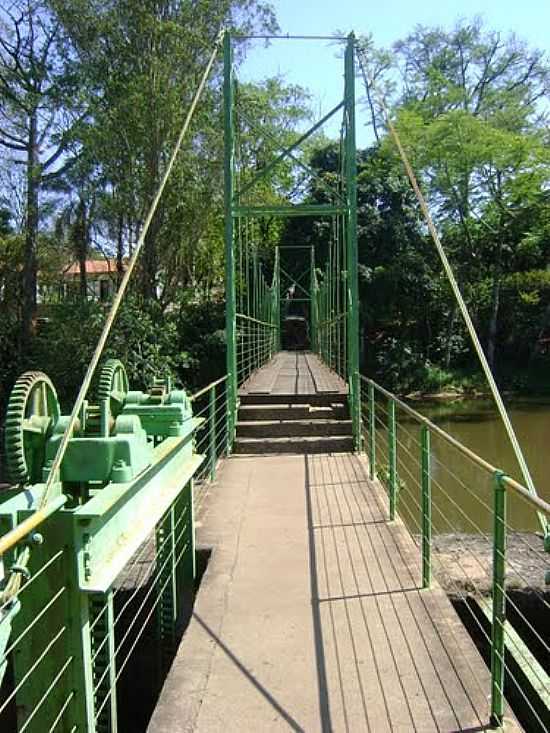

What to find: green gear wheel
left=97, top=359, right=129, bottom=418
left=4, top=371, right=60, bottom=485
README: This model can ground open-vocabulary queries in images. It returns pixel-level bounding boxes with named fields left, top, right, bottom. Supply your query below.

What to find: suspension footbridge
left=0, top=31, right=548, bottom=733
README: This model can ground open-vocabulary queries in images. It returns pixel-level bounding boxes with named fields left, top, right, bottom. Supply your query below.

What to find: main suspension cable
left=356, top=46, right=547, bottom=537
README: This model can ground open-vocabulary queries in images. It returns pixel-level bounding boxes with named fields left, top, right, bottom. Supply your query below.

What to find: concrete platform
left=148, top=452, right=517, bottom=732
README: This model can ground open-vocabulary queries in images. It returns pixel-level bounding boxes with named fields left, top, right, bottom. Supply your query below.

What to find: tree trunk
left=74, top=199, right=88, bottom=299
left=487, top=250, right=502, bottom=371
left=116, top=212, right=124, bottom=287
left=21, top=112, right=39, bottom=351
left=444, top=304, right=457, bottom=369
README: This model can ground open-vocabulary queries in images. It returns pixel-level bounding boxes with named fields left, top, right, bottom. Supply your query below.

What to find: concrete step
left=233, top=435, right=354, bottom=455
left=236, top=419, right=353, bottom=439
left=238, top=404, right=348, bottom=422
left=239, top=392, right=347, bottom=407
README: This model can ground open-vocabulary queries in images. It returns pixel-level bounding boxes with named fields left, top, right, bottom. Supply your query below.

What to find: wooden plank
left=240, top=350, right=347, bottom=397
left=307, top=452, right=517, bottom=731
left=304, top=352, right=346, bottom=394
left=245, top=353, right=282, bottom=394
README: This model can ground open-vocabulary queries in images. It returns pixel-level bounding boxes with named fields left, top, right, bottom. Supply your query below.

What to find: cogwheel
left=4, top=371, right=60, bottom=485
left=96, top=359, right=129, bottom=418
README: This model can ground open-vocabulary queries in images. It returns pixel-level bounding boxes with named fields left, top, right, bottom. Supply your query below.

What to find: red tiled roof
left=63, top=259, right=126, bottom=276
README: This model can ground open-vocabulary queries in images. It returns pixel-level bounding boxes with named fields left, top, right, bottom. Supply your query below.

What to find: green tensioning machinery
left=0, top=359, right=204, bottom=731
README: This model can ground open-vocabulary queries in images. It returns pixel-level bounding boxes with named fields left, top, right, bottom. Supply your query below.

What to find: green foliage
left=356, top=18, right=550, bottom=383
left=417, top=365, right=456, bottom=393
left=2, top=9, right=550, bottom=412
left=27, top=295, right=226, bottom=410
left=52, top=0, right=278, bottom=302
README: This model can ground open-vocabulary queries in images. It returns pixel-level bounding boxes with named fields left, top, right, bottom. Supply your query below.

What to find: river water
left=385, top=398, right=550, bottom=534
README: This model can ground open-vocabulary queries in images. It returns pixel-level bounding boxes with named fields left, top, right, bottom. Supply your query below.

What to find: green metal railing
left=361, top=376, right=550, bottom=729
left=235, top=241, right=279, bottom=386
left=312, top=238, right=347, bottom=381
left=191, top=375, right=230, bottom=491
left=0, top=373, right=230, bottom=732
left=0, top=483, right=197, bottom=731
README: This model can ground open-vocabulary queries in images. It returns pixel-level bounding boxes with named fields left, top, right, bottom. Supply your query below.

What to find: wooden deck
left=150, top=450, right=517, bottom=732
left=239, top=351, right=347, bottom=396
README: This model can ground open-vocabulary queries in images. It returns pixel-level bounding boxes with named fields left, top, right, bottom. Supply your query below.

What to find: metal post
left=209, top=383, right=216, bottom=480
left=90, top=591, right=118, bottom=732
left=388, top=398, right=397, bottom=520
left=256, top=268, right=259, bottom=369
left=310, top=246, right=316, bottom=350
left=157, top=505, right=177, bottom=672
left=368, top=382, right=376, bottom=480
left=325, top=262, right=331, bottom=368
left=224, top=31, right=237, bottom=453
left=276, top=248, right=281, bottom=351
left=344, top=33, right=362, bottom=450
left=9, top=514, right=95, bottom=731
left=491, top=471, right=507, bottom=728
left=184, top=479, right=196, bottom=585
left=421, top=425, right=432, bottom=588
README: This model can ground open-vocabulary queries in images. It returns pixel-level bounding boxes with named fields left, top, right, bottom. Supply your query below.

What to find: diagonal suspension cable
left=356, top=46, right=547, bottom=538
left=36, top=29, right=225, bottom=513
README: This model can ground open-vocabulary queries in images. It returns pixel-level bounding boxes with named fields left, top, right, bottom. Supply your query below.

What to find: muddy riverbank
left=428, top=532, right=548, bottom=593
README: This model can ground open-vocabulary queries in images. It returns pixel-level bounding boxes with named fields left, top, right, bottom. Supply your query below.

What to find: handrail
left=236, top=313, right=278, bottom=328
left=190, top=375, right=228, bottom=402
left=0, top=494, right=67, bottom=558
left=361, top=375, right=550, bottom=517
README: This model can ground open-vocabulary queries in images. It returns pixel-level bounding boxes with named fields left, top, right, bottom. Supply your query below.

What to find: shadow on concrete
left=304, top=453, right=333, bottom=733
left=192, top=613, right=306, bottom=732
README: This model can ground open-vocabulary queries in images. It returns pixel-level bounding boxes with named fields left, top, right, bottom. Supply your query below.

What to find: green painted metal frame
left=421, top=425, right=432, bottom=589
left=387, top=397, right=397, bottom=521
left=224, top=31, right=237, bottom=453
left=368, top=383, right=376, bottom=480
left=344, top=35, right=361, bottom=450
left=491, top=471, right=507, bottom=728
left=223, top=30, right=362, bottom=450
left=309, top=34, right=361, bottom=448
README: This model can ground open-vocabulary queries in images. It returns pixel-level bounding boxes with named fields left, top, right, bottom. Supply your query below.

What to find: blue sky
left=239, top=0, right=550, bottom=146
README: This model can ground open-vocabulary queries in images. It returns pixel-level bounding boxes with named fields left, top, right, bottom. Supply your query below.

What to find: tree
left=53, top=0, right=278, bottom=303
left=360, top=19, right=550, bottom=369
left=0, top=0, right=84, bottom=347
left=235, top=76, right=312, bottom=247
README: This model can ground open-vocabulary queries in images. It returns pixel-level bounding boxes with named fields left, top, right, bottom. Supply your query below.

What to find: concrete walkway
left=148, top=451, right=516, bottom=732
